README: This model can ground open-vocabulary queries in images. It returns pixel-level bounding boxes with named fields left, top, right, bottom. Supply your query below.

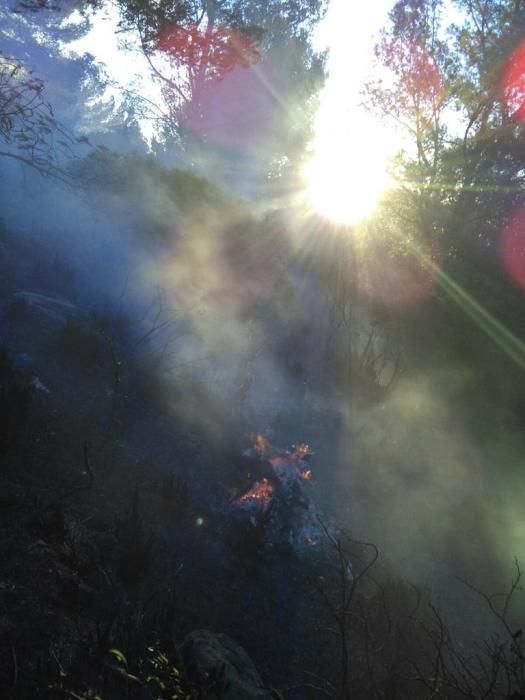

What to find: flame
left=288, top=443, right=313, bottom=461
left=252, top=433, right=272, bottom=458
left=268, top=444, right=314, bottom=483
left=234, top=478, right=274, bottom=511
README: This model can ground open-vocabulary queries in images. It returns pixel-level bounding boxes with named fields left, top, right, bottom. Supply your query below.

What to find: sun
left=303, top=0, right=400, bottom=227
left=303, top=144, right=392, bottom=226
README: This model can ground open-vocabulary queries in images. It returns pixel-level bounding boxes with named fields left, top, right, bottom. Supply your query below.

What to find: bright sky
left=306, top=0, right=399, bottom=225
left=60, top=5, right=167, bottom=142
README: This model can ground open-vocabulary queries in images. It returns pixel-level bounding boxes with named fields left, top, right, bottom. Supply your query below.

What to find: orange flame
left=252, top=433, right=272, bottom=458
left=234, top=478, right=274, bottom=511
left=288, top=443, right=313, bottom=461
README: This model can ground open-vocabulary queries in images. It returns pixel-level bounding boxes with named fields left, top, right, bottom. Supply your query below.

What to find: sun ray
left=413, top=245, right=525, bottom=370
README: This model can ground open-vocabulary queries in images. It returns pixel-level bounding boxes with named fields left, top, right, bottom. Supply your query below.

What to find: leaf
left=109, top=648, right=127, bottom=666
left=108, top=664, right=142, bottom=684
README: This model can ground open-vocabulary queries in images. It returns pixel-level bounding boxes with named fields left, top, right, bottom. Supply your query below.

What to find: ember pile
left=229, top=434, right=323, bottom=554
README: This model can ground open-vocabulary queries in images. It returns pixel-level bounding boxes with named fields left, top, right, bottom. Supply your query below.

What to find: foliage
left=0, top=52, right=87, bottom=181
left=367, top=0, right=525, bottom=250
left=116, top=0, right=326, bottom=98
left=50, top=644, right=191, bottom=699
left=358, top=0, right=525, bottom=404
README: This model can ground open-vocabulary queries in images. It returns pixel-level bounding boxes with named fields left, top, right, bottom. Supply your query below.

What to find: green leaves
left=108, top=648, right=128, bottom=666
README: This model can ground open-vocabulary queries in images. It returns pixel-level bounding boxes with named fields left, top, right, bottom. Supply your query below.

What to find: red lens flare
left=158, top=25, right=260, bottom=76
left=501, top=38, right=525, bottom=120
left=158, top=24, right=278, bottom=146
left=500, top=207, right=525, bottom=289
left=357, top=242, right=440, bottom=305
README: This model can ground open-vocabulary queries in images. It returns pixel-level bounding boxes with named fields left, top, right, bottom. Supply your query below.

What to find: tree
left=350, top=1, right=525, bottom=510
left=15, top=0, right=326, bottom=186
left=0, top=51, right=88, bottom=182
left=363, top=1, right=525, bottom=368
left=116, top=0, right=327, bottom=177
left=110, top=0, right=325, bottom=95
left=367, top=0, right=525, bottom=252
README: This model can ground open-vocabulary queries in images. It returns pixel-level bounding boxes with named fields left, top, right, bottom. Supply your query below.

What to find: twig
left=10, top=646, right=18, bottom=700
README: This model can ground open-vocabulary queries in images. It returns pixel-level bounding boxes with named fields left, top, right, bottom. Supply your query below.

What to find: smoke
left=332, top=364, right=525, bottom=627
left=2, top=1, right=523, bottom=643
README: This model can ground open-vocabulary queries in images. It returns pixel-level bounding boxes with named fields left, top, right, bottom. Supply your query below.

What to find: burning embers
left=230, top=435, right=322, bottom=553
left=234, top=477, right=274, bottom=512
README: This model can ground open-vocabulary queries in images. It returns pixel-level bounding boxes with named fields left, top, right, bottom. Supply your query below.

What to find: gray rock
left=13, top=292, right=75, bottom=322
left=180, top=630, right=272, bottom=699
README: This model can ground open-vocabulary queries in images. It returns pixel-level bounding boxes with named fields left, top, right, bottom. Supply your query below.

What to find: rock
left=180, top=630, right=272, bottom=699
left=13, top=292, right=76, bottom=322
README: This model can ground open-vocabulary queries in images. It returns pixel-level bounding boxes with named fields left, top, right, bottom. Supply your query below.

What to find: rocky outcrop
left=180, top=630, right=273, bottom=699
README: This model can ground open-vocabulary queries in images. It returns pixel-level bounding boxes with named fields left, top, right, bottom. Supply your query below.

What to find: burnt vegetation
left=0, top=161, right=524, bottom=696
left=1, top=217, right=523, bottom=699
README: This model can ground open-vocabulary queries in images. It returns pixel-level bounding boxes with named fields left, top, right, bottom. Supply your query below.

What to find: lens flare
left=500, top=207, right=525, bottom=289
left=357, top=242, right=440, bottom=305
left=501, top=38, right=525, bottom=120
left=158, top=24, right=278, bottom=146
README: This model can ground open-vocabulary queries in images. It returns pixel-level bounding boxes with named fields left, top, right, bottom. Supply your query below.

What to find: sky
left=307, top=0, right=400, bottom=224
left=60, top=4, right=168, bottom=142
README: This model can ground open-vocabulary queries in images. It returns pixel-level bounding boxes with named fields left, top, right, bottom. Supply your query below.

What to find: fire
left=268, top=443, right=314, bottom=482
left=234, top=478, right=274, bottom=511
left=230, top=435, right=321, bottom=554
left=252, top=433, right=272, bottom=458
left=288, top=443, right=313, bottom=461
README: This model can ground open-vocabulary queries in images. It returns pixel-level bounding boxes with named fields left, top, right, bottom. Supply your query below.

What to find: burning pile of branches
left=229, top=434, right=322, bottom=554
